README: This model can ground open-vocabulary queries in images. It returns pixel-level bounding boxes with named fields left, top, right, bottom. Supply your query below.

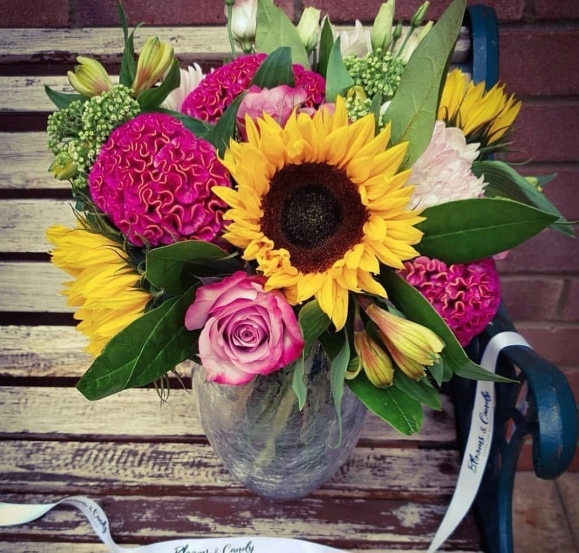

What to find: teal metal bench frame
left=457, top=10, right=577, bottom=553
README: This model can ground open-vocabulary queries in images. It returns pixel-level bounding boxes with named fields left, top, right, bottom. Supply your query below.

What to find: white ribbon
left=427, top=331, right=530, bottom=553
left=0, top=332, right=530, bottom=553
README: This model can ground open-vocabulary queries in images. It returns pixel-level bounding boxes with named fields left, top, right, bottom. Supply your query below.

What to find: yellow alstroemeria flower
left=67, top=56, right=114, bottom=97
left=349, top=327, right=395, bottom=388
left=363, top=302, right=444, bottom=380
left=132, top=37, right=174, bottom=94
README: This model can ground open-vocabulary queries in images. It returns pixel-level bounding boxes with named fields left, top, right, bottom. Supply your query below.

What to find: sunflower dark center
left=280, top=185, right=343, bottom=249
left=261, top=163, right=368, bottom=274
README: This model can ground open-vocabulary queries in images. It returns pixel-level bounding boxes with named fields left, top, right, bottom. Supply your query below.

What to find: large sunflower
left=46, top=224, right=152, bottom=356
left=212, top=97, right=424, bottom=330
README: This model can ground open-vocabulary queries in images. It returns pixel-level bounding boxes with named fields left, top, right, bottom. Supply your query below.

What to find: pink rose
left=184, top=272, right=305, bottom=385
left=236, top=84, right=308, bottom=140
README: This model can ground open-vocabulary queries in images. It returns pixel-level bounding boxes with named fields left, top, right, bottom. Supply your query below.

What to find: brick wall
left=2, top=0, right=577, bottom=461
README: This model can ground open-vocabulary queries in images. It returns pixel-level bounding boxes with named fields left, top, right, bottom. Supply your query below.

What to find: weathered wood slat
left=0, top=439, right=460, bottom=498
left=0, top=26, right=471, bottom=64
left=0, top=262, right=71, bottom=312
left=0, top=200, right=75, bottom=252
left=0, top=387, right=457, bottom=444
left=0, top=133, right=56, bottom=190
left=0, top=494, right=481, bottom=550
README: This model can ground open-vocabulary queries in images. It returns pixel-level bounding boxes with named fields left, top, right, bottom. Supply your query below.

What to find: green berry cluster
left=344, top=96, right=387, bottom=129
left=343, top=52, right=407, bottom=100
left=46, top=85, right=140, bottom=189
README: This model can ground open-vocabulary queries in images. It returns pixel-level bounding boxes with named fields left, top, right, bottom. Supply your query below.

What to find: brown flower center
left=261, top=163, right=368, bottom=273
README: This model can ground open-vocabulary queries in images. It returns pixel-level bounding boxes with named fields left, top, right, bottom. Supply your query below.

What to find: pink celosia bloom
left=398, top=256, right=501, bottom=346
left=181, top=53, right=325, bottom=124
left=88, top=113, right=231, bottom=247
left=407, top=121, right=486, bottom=209
left=161, top=64, right=205, bottom=112
left=236, top=84, right=308, bottom=140
left=185, top=272, right=305, bottom=385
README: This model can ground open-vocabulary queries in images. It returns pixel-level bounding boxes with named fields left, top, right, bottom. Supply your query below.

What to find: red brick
left=535, top=0, right=579, bottom=20
left=496, top=228, right=579, bottom=274
left=500, top=29, right=579, bottom=97
left=77, top=0, right=294, bottom=26
left=516, top=324, right=579, bottom=367
left=0, top=0, right=69, bottom=26
left=506, top=102, right=579, bottom=164
left=501, top=277, right=564, bottom=322
left=563, top=280, right=579, bottom=322
left=306, top=0, right=523, bottom=24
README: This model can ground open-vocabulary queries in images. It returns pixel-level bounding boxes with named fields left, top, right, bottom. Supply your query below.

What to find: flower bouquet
left=45, top=0, right=572, bottom=499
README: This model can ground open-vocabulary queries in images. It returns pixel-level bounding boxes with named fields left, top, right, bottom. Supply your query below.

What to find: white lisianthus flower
left=407, top=121, right=486, bottom=209
left=297, top=7, right=321, bottom=53
left=336, top=21, right=372, bottom=57
left=161, top=64, right=205, bottom=112
left=225, top=0, right=258, bottom=53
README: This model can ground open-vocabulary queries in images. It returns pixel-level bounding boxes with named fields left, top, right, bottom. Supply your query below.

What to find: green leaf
left=292, top=353, right=307, bottom=410
left=146, top=241, right=241, bottom=295
left=378, top=269, right=515, bottom=383
left=325, top=38, right=355, bottom=102
left=148, top=109, right=213, bottom=139
left=475, top=160, right=575, bottom=238
left=298, top=300, right=331, bottom=352
left=255, top=0, right=310, bottom=68
left=317, top=17, right=334, bottom=78
left=206, top=93, right=246, bottom=157
left=119, top=24, right=142, bottom=88
left=383, top=0, right=467, bottom=166
left=77, top=288, right=197, bottom=400
left=330, top=332, right=350, bottom=445
left=44, top=85, right=86, bottom=109
left=348, top=373, right=424, bottom=435
left=393, top=371, right=442, bottom=411
left=137, top=59, right=181, bottom=110
left=251, top=47, right=295, bottom=88
left=416, top=198, right=559, bottom=263
left=429, top=358, right=445, bottom=386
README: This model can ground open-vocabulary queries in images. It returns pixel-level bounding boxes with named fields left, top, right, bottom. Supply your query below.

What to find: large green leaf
left=298, top=299, right=331, bottom=353
left=348, top=373, right=424, bottom=435
left=330, top=332, right=350, bottom=445
left=207, top=93, right=246, bottom=156
left=146, top=241, right=241, bottom=295
left=118, top=2, right=141, bottom=88
left=416, top=198, right=558, bottom=263
left=383, top=0, right=466, bottom=166
left=251, top=47, right=295, bottom=88
left=149, top=109, right=213, bottom=139
left=325, top=38, right=355, bottom=102
left=393, top=370, right=442, bottom=411
left=475, top=160, right=575, bottom=238
left=45, top=85, right=87, bottom=109
left=316, top=17, right=334, bottom=78
left=137, top=59, right=181, bottom=110
left=255, top=0, right=310, bottom=68
left=378, top=269, right=514, bottom=383
left=76, top=287, right=197, bottom=400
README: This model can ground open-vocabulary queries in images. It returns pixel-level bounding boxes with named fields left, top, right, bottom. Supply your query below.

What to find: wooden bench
left=0, top=5, right=576, bottom=553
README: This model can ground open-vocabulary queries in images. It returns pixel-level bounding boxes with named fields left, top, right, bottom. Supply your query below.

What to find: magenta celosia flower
left=88, top=113, right=231, bottom=247
left=398, top=256, right=501, bottom=346
left=181, top=53, right=325, bottom=124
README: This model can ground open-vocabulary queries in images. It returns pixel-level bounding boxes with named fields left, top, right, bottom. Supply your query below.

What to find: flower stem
left=225, top=4, right=238, bottom=59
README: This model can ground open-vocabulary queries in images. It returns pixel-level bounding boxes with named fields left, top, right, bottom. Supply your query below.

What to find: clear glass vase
left=192, top=343, right=368, bottom=500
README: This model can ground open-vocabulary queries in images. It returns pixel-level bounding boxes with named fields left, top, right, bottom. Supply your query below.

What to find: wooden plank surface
left=0, top=494, right=481, bottom=551
left=0, top=262, right=71, bottom=312
left=0, top=200, right=75, bottom=252
left=0, top=26, right=471, bottom=64
left=0, top=387, right=457, bottom=444
left=0, top=439, right=460, bottom=497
